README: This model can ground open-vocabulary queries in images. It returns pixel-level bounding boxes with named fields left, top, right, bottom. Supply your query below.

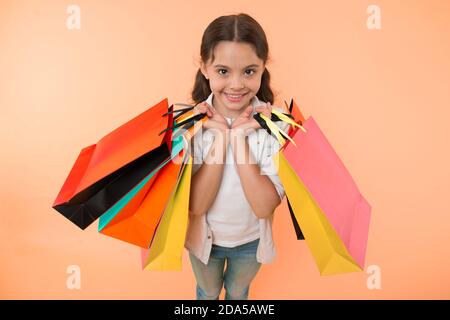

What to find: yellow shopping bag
left=141, top=154, right=192, bottom=271
left=276, top=151, right=362, bottom=275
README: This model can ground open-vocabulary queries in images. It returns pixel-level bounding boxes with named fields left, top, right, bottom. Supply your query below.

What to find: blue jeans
left=189, top=238, right=261, bottom=300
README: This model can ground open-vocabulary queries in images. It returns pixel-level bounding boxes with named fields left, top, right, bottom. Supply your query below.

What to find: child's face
left=201, top=41, right=265, bottom=117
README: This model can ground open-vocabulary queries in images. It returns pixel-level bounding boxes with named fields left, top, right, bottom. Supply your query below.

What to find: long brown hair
left=190, top=13, right=275, bottom=105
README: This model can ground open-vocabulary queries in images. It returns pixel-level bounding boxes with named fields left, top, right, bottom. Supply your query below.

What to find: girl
left=184, top=13, right=289, bottom=300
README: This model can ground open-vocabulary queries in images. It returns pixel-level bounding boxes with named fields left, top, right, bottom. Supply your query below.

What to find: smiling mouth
left=223, top=92, right=248, bottom=102
left=224, top=92, right=248, bottom=96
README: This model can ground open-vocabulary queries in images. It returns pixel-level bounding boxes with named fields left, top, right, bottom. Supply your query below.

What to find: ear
left=200, top=62, right=208, bottom=79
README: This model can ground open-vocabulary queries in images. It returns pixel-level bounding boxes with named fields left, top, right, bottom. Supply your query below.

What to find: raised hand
left=192, top=102, right=228, bottom=132
left=231, top=102, right=273, bottom=136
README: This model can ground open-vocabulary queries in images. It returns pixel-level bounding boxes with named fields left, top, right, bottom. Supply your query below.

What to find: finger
left=202, top=119, right=213, bottom=130
left=256, top=102, right=270, bottom=110
left=192, top=104, right=201, bottom=115
left=256, top=102, right=271, bottom=116
left=243, top=105, right=253, bottom=117
left=255, top=107, right=270, bottom=117
left=263, top=102, right=272, bottom=116
left=251, top=118, right=261, bottom=129
left=255, top=106, right=267, bottom=112
left=195, top=104, right=208, bottom=115
left=210, top=105, right=223, bottom=117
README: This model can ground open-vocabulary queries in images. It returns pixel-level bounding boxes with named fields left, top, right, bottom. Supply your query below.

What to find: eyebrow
left=213, top=64, right=260, bottom=69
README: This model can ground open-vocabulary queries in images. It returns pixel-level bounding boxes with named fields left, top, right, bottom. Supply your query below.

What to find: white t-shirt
left=190, top=92, right=287, bottom=248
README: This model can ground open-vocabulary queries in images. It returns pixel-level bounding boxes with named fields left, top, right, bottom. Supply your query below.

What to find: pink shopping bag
left=282, top=116, right=371, bottom=269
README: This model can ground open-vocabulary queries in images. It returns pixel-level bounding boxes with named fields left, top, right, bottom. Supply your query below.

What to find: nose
left=229, top=75, right=245, bottom=90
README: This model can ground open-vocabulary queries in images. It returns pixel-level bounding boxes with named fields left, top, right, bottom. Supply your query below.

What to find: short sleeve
left=190, top=131, right=203, bottom=176
left=189, top=128, right=215, bottom=176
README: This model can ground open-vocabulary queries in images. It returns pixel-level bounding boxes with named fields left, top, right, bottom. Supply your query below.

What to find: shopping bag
left=98, top=136, right=187, bottom=248
left=52, top=98, right=173, bottom=229
left=141, top=154, right=192, bottom=271
left=284, top=98, right=307, bottom=240
left=278, top=116, right=371, bottom=275
left=97, top=134, right=185, bottom=231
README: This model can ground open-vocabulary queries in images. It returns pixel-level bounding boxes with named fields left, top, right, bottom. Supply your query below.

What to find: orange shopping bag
left=52, top=99, right=174, bottom=229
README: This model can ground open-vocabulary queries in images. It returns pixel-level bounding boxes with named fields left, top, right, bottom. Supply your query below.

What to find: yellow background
left=1, top=0, right=449, bottom=299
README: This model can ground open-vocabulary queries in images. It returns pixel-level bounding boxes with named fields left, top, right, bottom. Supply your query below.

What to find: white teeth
left=226, top=94, right=244, bottom=98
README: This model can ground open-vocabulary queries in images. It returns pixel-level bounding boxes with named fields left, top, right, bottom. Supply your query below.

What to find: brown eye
left=245, top=69, right=256, bottom=76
